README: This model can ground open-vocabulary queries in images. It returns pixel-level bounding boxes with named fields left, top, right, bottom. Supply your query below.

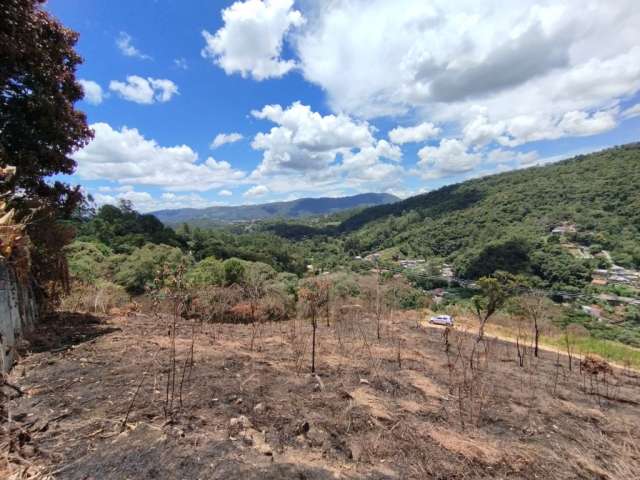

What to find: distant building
left=551, top=223, right=577, bottom=235
left=398, top=259, right=425, bottom=269
left=441, top=264, right=454, bottom=279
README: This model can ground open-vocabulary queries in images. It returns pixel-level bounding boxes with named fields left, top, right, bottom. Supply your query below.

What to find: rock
left=253, top=402, right=265, bottom=414
left=359, top=378, right=370, bottom=385
left=230, top=415, right=253, bottom=430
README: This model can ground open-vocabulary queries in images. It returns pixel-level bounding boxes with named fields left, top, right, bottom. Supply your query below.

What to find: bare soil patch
left=3, top=309, right=640, bottom=479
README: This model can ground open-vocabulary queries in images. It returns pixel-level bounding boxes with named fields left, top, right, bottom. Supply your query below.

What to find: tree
left=517, top=293, right=552, bottom=358
left=113, top=244, right=191, bottom=294
left=1, top=0, right=93, bottom=301
left=1, top=0, right=93, bottom=197
left=299, top=278, right=330, bottom=373
left=471, top=274, right=512, bottom=342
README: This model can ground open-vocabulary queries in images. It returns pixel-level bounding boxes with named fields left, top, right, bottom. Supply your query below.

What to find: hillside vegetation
left=269, top=143, right=640, bottom=288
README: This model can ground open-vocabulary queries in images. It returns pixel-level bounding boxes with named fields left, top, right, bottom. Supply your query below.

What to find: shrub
left=65, top=241, right=113, bottom=284
left=223, top=258, right=246, bottom=286
left=113, top=244, right=191, bottom=294
left=186, top=257, right=225, bottom=286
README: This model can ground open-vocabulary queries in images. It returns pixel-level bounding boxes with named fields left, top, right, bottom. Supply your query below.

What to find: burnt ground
left=3, top=309, right=640, bottom=479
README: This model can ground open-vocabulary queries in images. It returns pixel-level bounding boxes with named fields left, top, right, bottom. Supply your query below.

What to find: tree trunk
left=311, top=314, right=317, bottom=373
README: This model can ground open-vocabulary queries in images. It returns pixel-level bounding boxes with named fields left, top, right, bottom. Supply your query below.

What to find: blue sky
left=48, top=0, right=640, bottom=212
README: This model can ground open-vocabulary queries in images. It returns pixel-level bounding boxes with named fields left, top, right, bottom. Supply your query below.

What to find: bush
left=330, top=272, right=360, bottom=299
left=186, top=257, right=225, bottom=286
left=223, top=258, right=246, bottom=286
left=65, top=241, right=113, bottom=284
left=113, top=244, right=191, bottom=294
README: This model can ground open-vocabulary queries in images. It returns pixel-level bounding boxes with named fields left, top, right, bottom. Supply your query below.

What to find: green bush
left=223, top=258, right=247, bottom=286
left=186, top=257, right=225, bottom=286
left=65, top=241, right=113, bottom=284
left=113, top=244, right=191, bottom=294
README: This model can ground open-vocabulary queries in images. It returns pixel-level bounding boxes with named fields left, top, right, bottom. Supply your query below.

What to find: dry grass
left=3, top=305, right=640, bottom=479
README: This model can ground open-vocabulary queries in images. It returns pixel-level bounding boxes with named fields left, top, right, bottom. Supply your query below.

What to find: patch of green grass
left=544, top=335, right=640, bottom=369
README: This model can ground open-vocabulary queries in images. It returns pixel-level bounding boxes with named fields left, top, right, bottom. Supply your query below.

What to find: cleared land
left=4, top=310, right=640, bottom=479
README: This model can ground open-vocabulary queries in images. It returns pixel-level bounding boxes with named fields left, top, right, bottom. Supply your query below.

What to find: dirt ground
left=3, top=308, right=640, bottom=479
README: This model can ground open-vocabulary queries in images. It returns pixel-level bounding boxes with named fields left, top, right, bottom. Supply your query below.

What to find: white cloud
left=417, top=138, right=482, bottom=179
left=486, top=148, right=539, bottom=166
left=388, top=122, right=440, bottom=144
left=294, top=0, right=640, bottom=147
left=556, top=110, right=618, bottom=137
left=247, top=102, right=407, bottom=194
left=250, top=101, right=374, bottom=175
left=218, top=189, right=233, bottom=196
left=116, top=32, right=151, bottom=60
left=74, top=123, right=246, bottom=191
left=174, top=58, right=188, bottom=70
left=622, top=103, right=640, bottom=119
left=78, top=79, right=104, bottom=105
left=244, top=185, right=269, bottom=197
left=94, top=189, right=221, bottom=213
left=202, top=0, right=305, bottom=80
left=109, top=76, right=178, bottom=104
left=211, top=132, right=244, bottom=148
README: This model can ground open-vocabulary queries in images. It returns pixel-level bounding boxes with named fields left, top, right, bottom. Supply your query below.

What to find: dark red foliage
left=0, top=0, right=93, bottom=201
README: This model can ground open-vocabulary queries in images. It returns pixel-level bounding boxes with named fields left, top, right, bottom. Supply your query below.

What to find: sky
left=47, top=0, right=640, bottom=212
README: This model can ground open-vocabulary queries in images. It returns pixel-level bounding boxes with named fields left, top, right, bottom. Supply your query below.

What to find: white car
left=429, top=314, right=454, bottom=326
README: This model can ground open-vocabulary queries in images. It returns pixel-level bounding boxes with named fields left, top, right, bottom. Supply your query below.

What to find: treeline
left=68, top=200, right=307, bottom=295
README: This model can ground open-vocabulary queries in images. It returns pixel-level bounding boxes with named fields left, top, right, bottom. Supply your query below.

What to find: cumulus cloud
left=250, top=102, right=374, bottom=175
left=218, top=189, right=233, bottom=196
left=74, top=123, right=246, bottom=191
left=116, top=32, right=151, bottom=60
left=417, top=138, right=482, bottom=179
left=109, top=76, right=178, bottom=104
left=294, top=0, right=640, bottom=148
left=246, top=102, right=407, bottom=194
left=244, top=185, right=269, bottom=197
left=202, top=0, right=305, bottom=80
left=211, top=132, right=244, bottom=148
left=94, top=188, right=220, bottom=213
left=78, top=79, right=104, bottom=105
left=388, top=122, right=440, bottom=144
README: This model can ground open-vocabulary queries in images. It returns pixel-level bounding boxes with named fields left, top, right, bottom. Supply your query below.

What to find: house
left=398, top=259, right=425, bottom=269
left=441, top=264, right=454, bottom=279
left=551, top=224, right=577, bottom=235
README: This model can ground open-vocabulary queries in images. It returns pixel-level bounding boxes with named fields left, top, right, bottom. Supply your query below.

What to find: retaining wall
left=0, top=262, right=38, bottom=372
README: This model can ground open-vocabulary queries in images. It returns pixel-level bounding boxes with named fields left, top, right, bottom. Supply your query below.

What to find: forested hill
left=288, top=143, right=640, bottom=278
left=152, top=192, right=398, bottom=226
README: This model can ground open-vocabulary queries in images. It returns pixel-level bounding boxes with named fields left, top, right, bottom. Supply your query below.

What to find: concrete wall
left=0, top=262, right=38, bottom=372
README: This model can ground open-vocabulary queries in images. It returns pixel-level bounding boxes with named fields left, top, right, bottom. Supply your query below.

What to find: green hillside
left=268, top=143, right=640, bottom=287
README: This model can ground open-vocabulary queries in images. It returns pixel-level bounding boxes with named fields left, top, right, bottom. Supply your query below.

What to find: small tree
left=470, top=273, right=513, bottom=367
left=299, top=278, right=330, bottom=373
left=242, top=262, right=275, bottom=350
left=517, top=293, right=551, bottom=358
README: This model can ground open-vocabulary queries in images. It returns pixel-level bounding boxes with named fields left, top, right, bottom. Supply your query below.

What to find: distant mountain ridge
left=152, top=192, right=399, bottom=226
